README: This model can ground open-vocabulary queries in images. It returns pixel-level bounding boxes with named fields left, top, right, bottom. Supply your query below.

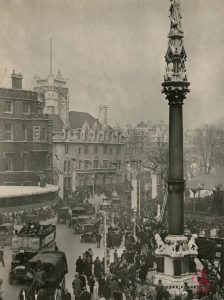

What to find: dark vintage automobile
left=57, top=207, right=70, bottom=224
left=20, top=251, right=68, bottom=300
left=72, top=203, right=95, bottom=217
left=74, top=216, right=92, bottom=234
left=107, top=226, right=122, bottom=248
left=80, top=232, right=95, bottom=243
left=74, top=217, right=100, bottom=234
left=9, top=251, right=34, bottom=284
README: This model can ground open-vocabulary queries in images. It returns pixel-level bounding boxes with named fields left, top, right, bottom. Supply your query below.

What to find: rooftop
left=49, top=114, right=65, bottom=131
left=69, top=111, right=102, bottom=129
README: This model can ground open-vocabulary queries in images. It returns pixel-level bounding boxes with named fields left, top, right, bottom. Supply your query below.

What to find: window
left=5, top=101, right=13, bottom=113
left=22, top=125, right=27, bottom=141
left=103, top=160, right=108, bottom=168
left=84, top=145, right=89, bottom=154
left=103, top=145, right=107, bottom=155
left=79, top=160, right=82, bottom=169
left=110, top=162, right=116, bottom=168
left=94, top=160, right=99, bottom=169
left=5, top=124, right=13, bottom=140
left=94, top=145, right=98, bottom=154
left=42, top=128, right=47, bottom=141
left=33, top=126, right=40, bottom=141
left=23, top=102, right=31, bottom=114
left=68, top=160, right=71, bottom=171
left=64, top=160, right=72, bottom=172
left=65, top=144, right=69, bottom=155
left=117, top=160, right=122, bottom=169
left=47, top=106, right=55, bottom=114
left=78, top=147, right=81, bottom=154
left=22, top=158, right=29, bottom=171
left=84, top=160, right=90, bottom=169
left=38, top=108, right=43, bottom=115
left=5, top=159, right=13, bottom=171
left=110, top=148, right=113, bottom=155
left=117, top=145, right=121, bottom=155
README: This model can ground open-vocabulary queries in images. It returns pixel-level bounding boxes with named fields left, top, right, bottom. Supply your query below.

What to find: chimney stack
left=99, top=105, right=108, bottom=127
left=11, top=70, right=23, bottom=89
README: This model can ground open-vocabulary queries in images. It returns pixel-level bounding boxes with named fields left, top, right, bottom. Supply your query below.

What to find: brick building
left=0, top=71, right=53, bottom=186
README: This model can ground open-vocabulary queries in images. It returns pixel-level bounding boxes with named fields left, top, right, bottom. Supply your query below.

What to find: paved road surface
left=0, top=217, right=105, bottom=299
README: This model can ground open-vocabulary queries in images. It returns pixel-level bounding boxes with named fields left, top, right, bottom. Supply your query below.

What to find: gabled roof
left=49, top=114, right=65, bottom=131
left=69, top=111, right=102, bottom=130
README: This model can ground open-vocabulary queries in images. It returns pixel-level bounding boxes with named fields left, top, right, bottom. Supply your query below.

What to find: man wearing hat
left=80, top=287, right=91, bottom=300
left=72, top=273, right=82, bottom=300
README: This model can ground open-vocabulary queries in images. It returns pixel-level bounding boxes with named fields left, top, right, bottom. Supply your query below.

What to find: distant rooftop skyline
left=0, top=0, right=223, bottom=129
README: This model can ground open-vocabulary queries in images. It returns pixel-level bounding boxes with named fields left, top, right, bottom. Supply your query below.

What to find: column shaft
left=168, top=103, right=184, bottom=235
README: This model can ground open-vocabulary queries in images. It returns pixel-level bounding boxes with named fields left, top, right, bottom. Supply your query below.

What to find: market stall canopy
left=186, top=173, right=224, bottom=190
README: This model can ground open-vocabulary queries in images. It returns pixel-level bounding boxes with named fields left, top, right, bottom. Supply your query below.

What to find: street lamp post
left=103, top=210, right=107, bottom=274
left=138, top=175, right=141, bottom=217
left=91, top=174, right=95, bottom=198
left=133, top=208, right=137, bottom=240
left=102, top=197, right=108, bottom=274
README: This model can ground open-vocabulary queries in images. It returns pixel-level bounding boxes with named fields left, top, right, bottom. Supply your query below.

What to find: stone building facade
left=52, top=111, right=126, bottom=198
left=33, top=71, right=126, bottom=199
left=0, top=71, right=53, bottom=186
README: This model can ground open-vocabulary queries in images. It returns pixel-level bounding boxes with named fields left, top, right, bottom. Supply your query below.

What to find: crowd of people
left=69, top=195, right=224, bottom=300
left=0, top=207, right=54, bottom=226
left=185, top=217, right=224, bottom=239
left=2, top=186, right=224, bottom=299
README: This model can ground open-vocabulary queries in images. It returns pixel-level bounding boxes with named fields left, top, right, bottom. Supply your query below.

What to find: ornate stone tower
left=32, top=39, right=69, bottom=127
left=154, top=0, right=198, bottom=295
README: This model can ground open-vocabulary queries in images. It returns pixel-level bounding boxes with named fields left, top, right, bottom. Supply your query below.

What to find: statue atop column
left=169, top=0, right=183, bottom=35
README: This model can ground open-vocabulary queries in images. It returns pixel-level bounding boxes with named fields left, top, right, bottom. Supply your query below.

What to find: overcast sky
left=0, top=0, right=223, bottom=128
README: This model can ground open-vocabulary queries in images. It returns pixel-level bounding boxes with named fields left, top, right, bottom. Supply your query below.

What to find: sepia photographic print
left=0, top=0, right=224, bottom=299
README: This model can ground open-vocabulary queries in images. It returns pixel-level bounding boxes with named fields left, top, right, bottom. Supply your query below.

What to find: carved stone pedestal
left=154, top=235, right=198, bottom=295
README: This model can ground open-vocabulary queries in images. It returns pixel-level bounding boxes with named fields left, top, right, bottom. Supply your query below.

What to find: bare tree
left=192, top=123, right=224, bottom=174
left=145, top=140, right=169, bottom=184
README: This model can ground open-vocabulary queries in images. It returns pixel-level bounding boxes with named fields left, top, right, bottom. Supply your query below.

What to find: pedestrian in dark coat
left=76, top=256, right=84, bottom=275
left=72, top=274, right=82, bottom=300
left=63, top=289, right=72, bottom=300
left=85, top=257, right=92, bottom=279
left=99, top=275, right=111, bottom=300
left=94, top=257, right=102, bottom=279
left=88, top=275, right=95, bottom=294
left=80, top=287, right=91, bottom=300
left=95, top=232, right=102, bottom=248
left=79, top=273, right=87, bottom=289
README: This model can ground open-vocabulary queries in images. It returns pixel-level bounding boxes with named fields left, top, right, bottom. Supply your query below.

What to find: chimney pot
left=11, top=70, right=23, bottom=89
